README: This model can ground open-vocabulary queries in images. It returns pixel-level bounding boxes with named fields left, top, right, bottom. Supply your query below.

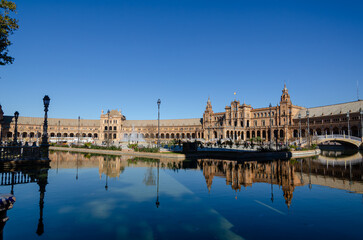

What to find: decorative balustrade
left=0, top=146, right=41, bottom=161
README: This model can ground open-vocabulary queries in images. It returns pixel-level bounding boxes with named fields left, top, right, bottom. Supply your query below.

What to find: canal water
left=1, top=150, right=363, bottom=240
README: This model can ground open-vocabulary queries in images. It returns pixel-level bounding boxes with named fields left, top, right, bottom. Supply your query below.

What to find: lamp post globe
left=43, top=95, right=50, bottom=110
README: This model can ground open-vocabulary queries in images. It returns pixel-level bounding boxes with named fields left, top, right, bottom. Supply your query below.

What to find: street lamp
left=77, top=116, right=80, bottom=145
left=157, top=99, right=161, bottom=148
left=41, top=95, right=50, bottom=159
left=347, top=111, right=350, bottom=137
left=298, top=113, right=302, bottom=146
left=57, top=120, right=60, bottom=144
left=306, top=109, right=310, bottom=147
left=360, top=108, right=363, bottom=138
left=13, top=111, right=19, bottom=144
left=107, top=110, right=110, bottom=147
left=269, top=103, right=272, bottom=149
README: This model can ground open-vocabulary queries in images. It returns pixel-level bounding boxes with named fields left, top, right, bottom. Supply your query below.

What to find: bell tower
left=280, top=84, right=291, bottom=104
left=203, top=97, right=214, bottom=140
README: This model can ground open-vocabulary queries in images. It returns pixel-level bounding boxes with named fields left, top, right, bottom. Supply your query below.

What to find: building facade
left=0, top=85, right=362, bottom=144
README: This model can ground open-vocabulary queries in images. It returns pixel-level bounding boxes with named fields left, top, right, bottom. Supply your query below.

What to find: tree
left=0, top=0, right=18, bottom=65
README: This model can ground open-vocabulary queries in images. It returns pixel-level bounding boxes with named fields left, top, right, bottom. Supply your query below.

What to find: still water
left=1, top=150, right=363, bottom=240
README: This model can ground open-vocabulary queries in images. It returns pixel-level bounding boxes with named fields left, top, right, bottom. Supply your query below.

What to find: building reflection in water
left=199, top=159, right=301, bottom=208
left=0, top=167, right=49, bottom=238
left=48, top=151, right=363, bottom=209
left=198, top=151, right=363, bottom=208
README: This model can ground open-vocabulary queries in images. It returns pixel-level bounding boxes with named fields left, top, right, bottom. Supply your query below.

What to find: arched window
left=104, top=126, right=107, bottom=130
left=113, top=134, right=117, bottom=139
left=114, top=126, right=117, bottom=130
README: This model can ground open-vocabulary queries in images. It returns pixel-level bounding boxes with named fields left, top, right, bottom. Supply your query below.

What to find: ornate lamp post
left=269, top=103, right=272, bottom=149
left=13, top=111, right=19, bottom=144
left=57, top=120, right=60, bottom=144
left=40, top=95, right=50, bottom=160
left=107, top=110, right=110, bottom=147
left=306, top=109, right=310, bottom=147
left=360, top=108, right=363, bottom=138
left=347, top=111, right=350, bottom=137
left=77, top=116, right=80, bottom=145
left=298, top=113, right=302, bottom=146
left=157, top=99, right=161, bottom=148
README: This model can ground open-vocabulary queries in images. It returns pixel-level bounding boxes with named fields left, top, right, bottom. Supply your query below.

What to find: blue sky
left=1, top=0, right=363, bottom=120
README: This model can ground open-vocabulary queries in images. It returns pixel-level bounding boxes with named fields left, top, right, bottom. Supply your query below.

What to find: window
left=254, top=121, right=258, bottom=126
left=114, top=126, right=117, bottom=130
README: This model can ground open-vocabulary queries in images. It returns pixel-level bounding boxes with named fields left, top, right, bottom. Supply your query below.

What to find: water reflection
left=0, top=150, right=362, bottom=239
left=49, top=150, right=363, bottom=208
left=0, top=167, right=49, bottom=237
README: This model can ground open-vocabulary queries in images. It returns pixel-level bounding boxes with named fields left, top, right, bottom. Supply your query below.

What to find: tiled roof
left=3, top=116, right=99, bottom=127
left=294, top=100, right=363, bottom=119
left=123, top=118, right=202, bottom=127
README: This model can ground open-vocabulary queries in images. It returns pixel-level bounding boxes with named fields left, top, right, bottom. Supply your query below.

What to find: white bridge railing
left=291, top=134, right=362, bottom=146
left=315, top=134, right=361, bottom=142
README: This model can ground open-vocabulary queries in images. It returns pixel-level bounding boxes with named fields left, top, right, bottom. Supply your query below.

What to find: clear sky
left=1, top=0, right=362, bottom=120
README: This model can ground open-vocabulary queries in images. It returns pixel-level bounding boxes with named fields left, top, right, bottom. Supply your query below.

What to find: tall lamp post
left=77, top=116, right=80, bottom=145
left=298, top=113, right=302, bottom=146
left=360, top=108, right=363, bottom=138
left=269, top=103, right=272, bottom=149
left=41, top=95, right=50, bottom=160
left=13, top=111, right=19, bottom=145
left=306, top=109, right=310, bottom=147
left=57, top=120, right=60, bottom=144
left=347, top=111, right=350, bottom=137
left=157, top=99, right=161, bottom=148
left=107, top=110, right=110, bottom=147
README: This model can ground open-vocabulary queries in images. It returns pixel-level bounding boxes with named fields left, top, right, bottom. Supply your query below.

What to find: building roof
left=3, top=116, right=99, bottom=127
left=123, top=118, right=202, bottom=127
left=294, top=100, right=363, bottom=119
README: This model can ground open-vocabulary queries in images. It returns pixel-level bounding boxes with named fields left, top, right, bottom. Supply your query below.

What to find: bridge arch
left=315, top=135, right=361, bottom=149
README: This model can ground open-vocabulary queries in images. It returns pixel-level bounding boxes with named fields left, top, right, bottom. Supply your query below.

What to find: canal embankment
left=50, top=146, right=321, bottom=160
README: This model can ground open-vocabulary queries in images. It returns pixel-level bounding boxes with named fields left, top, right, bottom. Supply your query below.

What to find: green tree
left=0, top=0, right=18, bottom=65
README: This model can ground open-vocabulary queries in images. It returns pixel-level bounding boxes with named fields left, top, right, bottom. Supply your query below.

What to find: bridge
left=296, top=134, right=362, bottom=148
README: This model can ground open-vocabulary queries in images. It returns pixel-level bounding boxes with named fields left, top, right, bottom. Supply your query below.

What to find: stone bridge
left=297, top=134, right=362, bottom=148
